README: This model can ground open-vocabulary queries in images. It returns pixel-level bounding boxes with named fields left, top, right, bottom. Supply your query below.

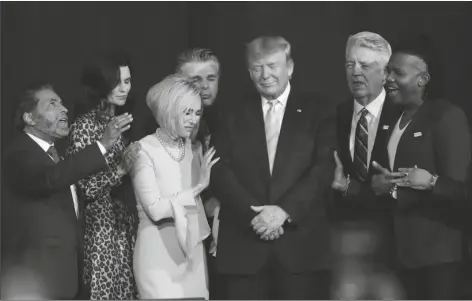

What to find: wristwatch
left=430, top=174, right=439, bottom=188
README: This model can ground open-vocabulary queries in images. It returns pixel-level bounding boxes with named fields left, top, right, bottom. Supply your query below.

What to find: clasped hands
left=250, top=205, right=288, bottom=241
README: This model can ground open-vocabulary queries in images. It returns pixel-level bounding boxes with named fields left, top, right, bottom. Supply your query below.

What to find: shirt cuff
left=96, top=141, right=107, bottom=154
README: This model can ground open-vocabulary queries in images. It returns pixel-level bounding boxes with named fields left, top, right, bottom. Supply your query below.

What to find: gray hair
left=246, top=36, right=293, bottom=66
left=175, top=48, right=220, bottom=75
left=146, top=74, right=200, bottom=139
left=346, top=31, right=392, bottom=68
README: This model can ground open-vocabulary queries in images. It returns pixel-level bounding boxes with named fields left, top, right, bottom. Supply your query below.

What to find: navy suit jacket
left=376, top=98, right=471, bottom=268
left=1, top=132, right=107, bottom=299
left=211, top=87, right=337, bottom=274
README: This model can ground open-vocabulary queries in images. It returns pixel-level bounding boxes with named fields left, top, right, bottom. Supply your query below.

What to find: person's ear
left=23, top=112, right=36, bottom=126
left=287, top=59, right=294, bottom=80
left=418, top=72, right=430, bottom=87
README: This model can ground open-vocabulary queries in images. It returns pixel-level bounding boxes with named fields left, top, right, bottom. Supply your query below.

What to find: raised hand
left=117, top=142, right=141, bottom=177
left=332, top=150, right=348, bottom=191
left=100, top=113, right=133, bottom=150
left=198, top=147, right=220, bottom=191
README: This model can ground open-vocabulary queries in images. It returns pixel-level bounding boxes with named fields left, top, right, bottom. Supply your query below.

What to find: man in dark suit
left=210, top=36, right=336, bottom=300
left=330, top=32, right=402, bottom=299
left=1, top=83, right=133, bottom=299
left=175, top=47, right=224, bottom=299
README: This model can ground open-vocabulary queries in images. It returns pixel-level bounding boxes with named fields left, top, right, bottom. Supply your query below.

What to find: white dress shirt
left=349, top=88, right=386, bottom=168
left=261, top=81, right=291, bottom=156
left=26, top=132, right=107, bottom=218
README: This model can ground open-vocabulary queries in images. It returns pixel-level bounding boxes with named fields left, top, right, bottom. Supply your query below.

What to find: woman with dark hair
left=370, top=35, right=471, bottom=299
left=66, top=52, right=140, bottom=300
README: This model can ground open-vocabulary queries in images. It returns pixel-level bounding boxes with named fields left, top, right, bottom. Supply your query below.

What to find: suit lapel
left=393, top=101, right=431, bottom=171
left=338, top=100, right=354, bottom=172
left=271, top=91, right=303, bottom=177
left=243, top=93, right=272, bottom=182
left=269, top=91, right=306, bottom=203
left=370, top=98, right=402, bottom=172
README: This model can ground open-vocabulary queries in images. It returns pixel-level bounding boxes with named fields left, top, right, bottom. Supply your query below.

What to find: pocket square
left=383, top=125, right=389, bottom=130
left=414, top=132, right=422, bottom=137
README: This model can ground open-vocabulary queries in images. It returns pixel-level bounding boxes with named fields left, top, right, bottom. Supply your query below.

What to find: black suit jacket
left=210, top=87, right=337, bottom=274
left=376, top=99, right=471, bottom=268
left=334, top=96, right=402, bottom=220
left=1, top=132, right=107, bottom=299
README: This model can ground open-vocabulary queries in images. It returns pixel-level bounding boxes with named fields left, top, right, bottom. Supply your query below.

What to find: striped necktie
left=264, top=99, right=280, bottom=175
left=353, top=108, right=369, bottom=181
left=47, top=145, right=61, bottom=163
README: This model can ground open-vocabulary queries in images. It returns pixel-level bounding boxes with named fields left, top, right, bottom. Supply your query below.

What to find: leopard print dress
left=67, top=107, right=137, bottom=300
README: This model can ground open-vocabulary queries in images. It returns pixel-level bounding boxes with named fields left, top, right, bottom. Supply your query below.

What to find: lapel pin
left=296, top=109, right=302, bottom=113
left=383, top=125, right=389, bottom=130
left=414, top=132, right=422, bottom=137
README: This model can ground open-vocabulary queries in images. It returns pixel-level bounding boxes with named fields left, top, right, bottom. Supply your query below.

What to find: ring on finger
left=114, top=124, right=119, bottom=129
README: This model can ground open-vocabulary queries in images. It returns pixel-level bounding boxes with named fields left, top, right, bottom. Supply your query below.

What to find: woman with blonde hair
left=131, top=74, right=219, bottom=299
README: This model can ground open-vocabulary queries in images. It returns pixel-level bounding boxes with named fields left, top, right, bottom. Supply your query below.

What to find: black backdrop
left=2, top=1, right=472, bottom=148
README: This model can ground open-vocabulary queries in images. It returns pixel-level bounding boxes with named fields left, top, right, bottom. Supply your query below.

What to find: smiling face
left=346, top=46, right=387, bottom=104
left=176, top=93, right=203, bottom=139
left=180, top=61, right=219, bottom=106
left=385, top=52, right=428, bottom=106
left=107, top=66, right=131, bottom=106
left=28, top=88, right=69, bottom=140
left=248, top=50, right=293, bottom=100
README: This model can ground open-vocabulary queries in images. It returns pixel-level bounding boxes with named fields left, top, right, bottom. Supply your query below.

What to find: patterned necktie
left=264, top=99, right=280, bottom=174
left=353, top=108, right=369, bottom=181
left=47, top=145, right=61, bottom=163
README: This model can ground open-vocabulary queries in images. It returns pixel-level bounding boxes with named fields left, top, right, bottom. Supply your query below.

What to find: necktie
left=264, top=99, right=280, bottom=174
left=47, top=145, right=61, bottom=163
left=353, top=108, right=369, bottom=181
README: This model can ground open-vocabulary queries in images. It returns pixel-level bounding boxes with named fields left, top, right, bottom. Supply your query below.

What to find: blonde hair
left=346, top=31, right=392, bottom=68
left=246, top=36, right=293, bottom=66
left=146, top=74, right=200, bottom=138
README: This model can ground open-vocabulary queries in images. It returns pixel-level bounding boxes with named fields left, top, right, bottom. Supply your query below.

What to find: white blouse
left=388, top=114, right=411, bottom=171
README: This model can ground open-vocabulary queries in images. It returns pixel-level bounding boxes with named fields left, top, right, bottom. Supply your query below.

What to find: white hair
left=146, top=74, right=200, bottom=139
left=346, top=31, right=392, bottom=68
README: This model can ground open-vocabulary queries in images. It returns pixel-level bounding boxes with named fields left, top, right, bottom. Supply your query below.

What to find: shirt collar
left=261, top=81, right=291, bottom=107
left=354, top=88, right=386, bottom=118
left=26, top=132, right=54, bottom=153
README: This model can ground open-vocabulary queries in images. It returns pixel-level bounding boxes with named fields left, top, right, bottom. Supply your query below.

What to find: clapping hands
left=250, top=205, right=288, bottom=241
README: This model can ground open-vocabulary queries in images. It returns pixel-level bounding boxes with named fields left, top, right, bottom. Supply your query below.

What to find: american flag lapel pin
left=296, top=109, right=302, bottom=113
left=383, top=125, right=389, bottom=130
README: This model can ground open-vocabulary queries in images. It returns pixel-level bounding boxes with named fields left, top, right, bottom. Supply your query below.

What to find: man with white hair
left=331, top=32, right=401, bottom=282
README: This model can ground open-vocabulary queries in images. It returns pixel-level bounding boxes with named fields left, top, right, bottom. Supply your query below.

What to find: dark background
left=1, top=2, right=472, bottom=297
left=2, top=2, right=471, bottom=148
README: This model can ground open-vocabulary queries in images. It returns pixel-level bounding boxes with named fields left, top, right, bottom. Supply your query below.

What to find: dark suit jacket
left=376, top=98, right=471, bottom=268
left=334, top=96, right=401, bottom=221
left=1, top=132, right=107, bottom=299
left=210, top=87, right=337, bottom=275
